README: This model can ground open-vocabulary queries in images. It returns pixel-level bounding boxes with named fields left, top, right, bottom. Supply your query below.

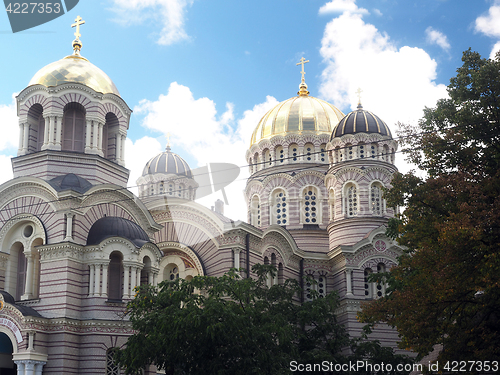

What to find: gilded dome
left=28, top=55, right=120, bottom=96
left=250, top=93, right=345, bottom=147
left=331, top=104, right=392, bottom=140
left=142, top=146, right=192, bottom=178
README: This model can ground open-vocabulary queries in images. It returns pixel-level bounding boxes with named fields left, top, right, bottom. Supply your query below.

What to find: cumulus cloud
left=318, top=12, right=448, bottom=174
left=490, top=41, right=500, bottom=59
left=125, top=136, right=163, bottom=194
left=110, top=0, right=194, bottom=45
left=130, top=83, right=278, bottom=220
left=425, top=27, right=451, bottom=52
left=319, top=0, right=368, bottom=15
left=475, top=2, right=500, bottom=38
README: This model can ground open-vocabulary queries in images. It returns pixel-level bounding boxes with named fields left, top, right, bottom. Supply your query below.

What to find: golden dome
left=250, top=95, right=345, bottom=147
left=28, top=55, right=120, bottom=96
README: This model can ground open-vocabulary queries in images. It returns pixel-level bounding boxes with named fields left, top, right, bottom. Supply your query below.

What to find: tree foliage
left=359, top=49, right=500, bottom=363
left=116, top=265, right=411, bottom=374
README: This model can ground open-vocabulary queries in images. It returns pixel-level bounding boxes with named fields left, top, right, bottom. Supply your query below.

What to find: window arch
left=108, top=251, right=123, bottom=301
left=264, top=149, right=272, bottom=167
left=270, top=189, right=287, bottom=225
left=275, top=146, right=284, bottom=164
left=383, top=144, right=390, bottom=162
left=106, top=348, right=121, bottom=375
left=358, top=142, right=366, bottom=159
left=164, top=263, right=179, bottom=281
left=103, top=113, right=120, bottom=160
left=304, top=143, right=314, bottom=162
left=328, top=188, right=335, bottom=221
left=12, top=242, right=26, bottom=301
left=141, top=256, right=152, bottom=285
left=62, top=102, right=86, bottom=152
left=320, top=144, right=326, bottom=162
left=302, top=186, right=319, bottom=224
left=26, top=104, right=44, bottom=153
left=288, top=143, right=299, bottom=162
left=346, top=143, right=354, bottom=160
left=370, top=182, right=384, bottom=216
left=370, top=143, right=378, bottom=159
left=344, top=183, right=359, bottom=217
left=250, top=195, right=261, bottom=227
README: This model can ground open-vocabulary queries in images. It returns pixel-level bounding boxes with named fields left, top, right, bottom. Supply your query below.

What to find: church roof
left=142, top=146, right=192, bottom=178
left=48, top=173, right=93, bottom=194
left=86, top=216, right=150, bottom=247
left=0, top=291, right=42, bottom=317
left=330, top=104, right=392, bottom=140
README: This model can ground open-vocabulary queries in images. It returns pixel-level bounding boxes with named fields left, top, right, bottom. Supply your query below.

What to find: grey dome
left=331, top=104, right=392, bottom=140
left=48, top=173, right=92, bottom=193
left=86, top=216, right=150, bottom=247
left=142, top=146, right=192, bottom=178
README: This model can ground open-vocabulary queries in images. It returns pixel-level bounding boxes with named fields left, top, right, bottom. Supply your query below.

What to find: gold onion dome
left=28, top=15, right=120, bottom=96
left=330, top=103, right=392, bottom=141
left=250, top=95, right=345, bottom=147
left=142, top=146, right=192, bottom=178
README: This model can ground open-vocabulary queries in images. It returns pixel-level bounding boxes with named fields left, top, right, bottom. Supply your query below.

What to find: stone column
left=34, top=362, right=44, bottom=375
left=25, top=361, right=34, bottom=375
left=130, top=266, right=137, bottom=296
left=18, top=122, right=24, bottom=155
left=64, top=212, right=74, bottom=242
left=27, top=330, right=35, bottom=351
left=48, top=116, right=56, bottom=147
left=115, top=133, right=122, bottom=165
left=23, top=123, right=30, bottom=154
left=148, top=271, right=153, bottom=285
left=54, top=115, right=62, bottom=150
left=120, top=134, right=126, bottom=165
left=101, top=264, right=108, bottom=298
left=136, top=266, right=141, bottom=288
left=85, top=119, right=93, bottom=153
left=153, top=272, right=158, bottom=286
left=94, top=264, right=101, bottom=296
left=345, top=269, right=353, bottom=296
left=98, top=122, right=104, bottom=156
left=123, top=265, right=130, bottom=298
left=23, top=253, right=34, bottom=299
left=89, top=264, right=95, bottom=296
left=233, top=249, right=240, bottom=271
left=15, top=361, right=25, bottom=375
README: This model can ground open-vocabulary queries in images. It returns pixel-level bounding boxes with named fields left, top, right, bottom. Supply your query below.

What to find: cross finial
left=356, top=88, right=363, bottom=107
left=72, top=15, right=85, bottom=40
left=166, top=132, right=171, bottom=150
left=296, top=57, right=309, bottom=82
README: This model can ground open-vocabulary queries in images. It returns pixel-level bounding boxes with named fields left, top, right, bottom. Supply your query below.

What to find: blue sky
left=1, top=0, right=500, bottom=220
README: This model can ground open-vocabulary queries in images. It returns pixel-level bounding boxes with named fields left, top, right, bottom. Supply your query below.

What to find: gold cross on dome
left=356, top=87, right=363, bottom=104
left=166, top=132, right=171, bottom=148
left=296, top=57, right=309, bottom=82
left=72, top=16, right=85, bottom=40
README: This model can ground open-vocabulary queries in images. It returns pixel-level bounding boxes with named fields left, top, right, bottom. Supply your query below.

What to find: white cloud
left=0, top=155, right=14, bottom=185
left=319, top=0, right=368, bottom=15
left=125, top=136, right=163, bottom=194
left=490, top=41, right=500, bottom=59
left=318, top=12, right=448, bottom=174
left=425, top=27, right=451, bottom=52
left=131, top=83, right=278, bottom=220
left=110, top=0, right=194, bottom=45
left=475, top=2, right=500, bottom=38
left=0, top=94, right=20, bottom=152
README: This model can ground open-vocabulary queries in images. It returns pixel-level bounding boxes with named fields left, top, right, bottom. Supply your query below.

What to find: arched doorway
left=0, top=332, right=16, bottom=374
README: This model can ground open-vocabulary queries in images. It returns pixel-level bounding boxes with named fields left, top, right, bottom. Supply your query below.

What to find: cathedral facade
left=0, top=24, right=403, bottom=375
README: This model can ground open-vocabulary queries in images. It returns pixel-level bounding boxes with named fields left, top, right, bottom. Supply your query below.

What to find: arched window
left=27, top=104, right=44, bottom=153
left=346, top=143, right=354, bottom=160
left=264, top=149, right=272, bottom=167
left=344, top=183, right=358, bottom=217
left=320, top=144, right=326, bottom=162
left=289, top=144, right=298, bottom=162
left=358, top=142, right=365, bottom=158
left=383, top=144, right=390, bottom=162
left=248, top=157, right=254, bottom=174
left=168, top=183, right=174, bottom=196
left=106, top=348, right=121, bottom=375
left=328, top=189, right=335, bottom=221
left=376, top=263, right=386, bottom=298
left=164, top=264, right=179, bottom=281
left=103, top=113, right=119, bottom=160
left=108, top=251, right=123, bottom=301
left=62, top=103, right=85, bottom=152
left=250, top=195, right=261, bottom=227
left=141, top=256, right=152, bottom=285
left=278, top=263, right=284, bottom=285
left=371, top=183, right=383, bottom=216
left=271, top=253, right=277, bottom=285
left=178, top=184, right=184, bottom=198
left=371, top=143, right=377, bottom=159
left=276, top=146, right=284, bottom=164
left=271, top=189, right=287, bottom=225
left=13, top=243, right=26, bottom=301
left=254, top=152, right=260, bottom=171
left=302, top=187, right=318, bottom=224
left=335, top=146, right=341, bottom=163
left=305, top=274, right=314, bottom=302
left=304, top=143, right=314, bottom=162
left=318, top=275, right=326, bottom=298
left=364, top=268, right=373, bottom=299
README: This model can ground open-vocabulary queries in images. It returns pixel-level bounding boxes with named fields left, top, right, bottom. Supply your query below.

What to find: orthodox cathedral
left=0, top=17, right=403, bottom=374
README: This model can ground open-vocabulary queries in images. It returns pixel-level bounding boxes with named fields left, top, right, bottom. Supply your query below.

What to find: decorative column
left=23, top=253, right=34, bottom=299
left=152, top=271, right=158, bottom=286
left=130, top=266, right=137, bottom=296
left=15, top=361, right=25, bottom=375
left=85, top=119, right=93, bottom=153
left=94, top=264, right=101, bottom=296
left=101, top=263, right=108, bottom=298
left=123, top=265, right=130, bottom=298
left=233, top=249, right=241, bottom=271
left=115, top=133, right=122, bottom=165
left=64, top=212, right=74, bottom=242
left=345, top=269, right=353, bottom=296
left=27, top=330, right=35, bottom=351
left=48, top=116, right=56, bottom=147
left=148, top=271, right=153, bottom=285
left=25, top=361, right=34, bottom=375
left=22, top=123, right=30, bottom=154
left=136, top=266, right=141, bottom=288
left=54, top=115, right=62, bottom=150
left=120, top=134, right=126, bottom=165
left=18, top=122, right=24, bottom=155
left=88, top=264, right=95, bottom=296
left=97, top=122, right=104, bottom=156
left=14, top=361, right=46, bottom=375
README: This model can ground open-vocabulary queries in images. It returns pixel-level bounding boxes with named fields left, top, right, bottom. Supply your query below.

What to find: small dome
left=86, top=217, right=150, bottom=247
left=48, top=173, right=92, bottom=193
left=29, top=55, right=120, bottom=96
left=331, top=104, right=391, bottom=140
left=142, top=146, right=192, bottom=178
left=250, top=95, right=344, bottom=147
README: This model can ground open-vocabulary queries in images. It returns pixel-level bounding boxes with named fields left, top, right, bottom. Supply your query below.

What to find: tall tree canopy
left=115, top=265, right=411, bottom=374
left=359, top=49, right=500, bottom=362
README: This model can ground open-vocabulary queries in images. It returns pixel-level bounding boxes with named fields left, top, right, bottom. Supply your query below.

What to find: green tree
left=359, top=49, right=500, bottom=363
left=116, top=265, right=411, bottom=374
